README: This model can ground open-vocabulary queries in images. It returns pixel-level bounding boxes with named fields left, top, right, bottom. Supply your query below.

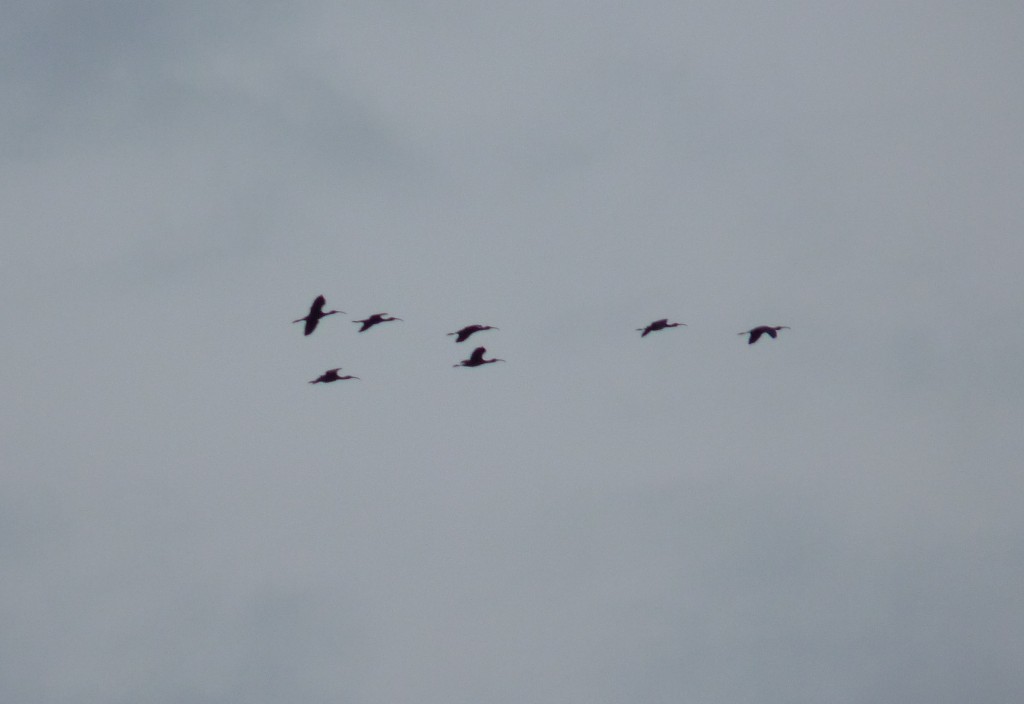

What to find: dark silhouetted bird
left=293, top=295, right=344, bottom=336
left=447, top=324, right=499, bottom=343
left=453, top=346, right=504, bottom=368
left=739, top=325, right=790, bottom=344
left=353, top=314, right=402, bottom=332
left=637, top=319, right=687, bottom=337
left=309, top=368, right=359, bottom=384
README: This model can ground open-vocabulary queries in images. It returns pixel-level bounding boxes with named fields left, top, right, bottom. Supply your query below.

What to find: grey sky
left=3, top=2, right=1023, bottom=702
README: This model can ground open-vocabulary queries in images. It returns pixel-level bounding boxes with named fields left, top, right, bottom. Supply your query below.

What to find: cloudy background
left=3, top=2, right=1023, bottom=702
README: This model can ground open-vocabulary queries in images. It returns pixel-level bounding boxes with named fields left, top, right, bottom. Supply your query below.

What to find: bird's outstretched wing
left=310, top=295, right=326, bottom=315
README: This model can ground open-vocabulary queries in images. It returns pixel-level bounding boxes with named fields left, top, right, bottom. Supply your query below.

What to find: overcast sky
left=3, top=2, right=1024, bottom=703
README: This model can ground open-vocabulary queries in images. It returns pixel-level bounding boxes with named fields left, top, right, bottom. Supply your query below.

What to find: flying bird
left=353, top=313, right=402, bottom=332
left=637, top=319, right=687, bottom=337
left=293, top=295, right=344, bottom=336
left=739, top=325, right=790, bottom=344
left=453, top=346, right=505, bottom=368
left=309, top=368, right=360, bottom=384
left=447, top=324, right=499, bottom=343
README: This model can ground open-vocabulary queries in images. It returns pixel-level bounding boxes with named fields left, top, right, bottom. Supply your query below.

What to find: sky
left=3, top=2, right=1024, bottom=702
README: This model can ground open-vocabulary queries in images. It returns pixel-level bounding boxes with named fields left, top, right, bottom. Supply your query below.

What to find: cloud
left=3, top=2, right=1023, bottom=702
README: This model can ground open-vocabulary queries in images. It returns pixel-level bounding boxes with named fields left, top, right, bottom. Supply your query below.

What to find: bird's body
left=739, top=325, right=790, bottom=344
left=309, top=368, right=359, bottom=384
left=353, top=313, right=402, bottom=332
left=447, top=324, right=498, bottom=343
left=293, top=295, right=344, bottom=336
left=454, top=346, right=504, bottom=368
left=637, top=318, right=687, bottom=337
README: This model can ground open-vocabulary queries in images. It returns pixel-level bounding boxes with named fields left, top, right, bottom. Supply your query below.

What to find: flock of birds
left=295, top=294, right=790, bottom=384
